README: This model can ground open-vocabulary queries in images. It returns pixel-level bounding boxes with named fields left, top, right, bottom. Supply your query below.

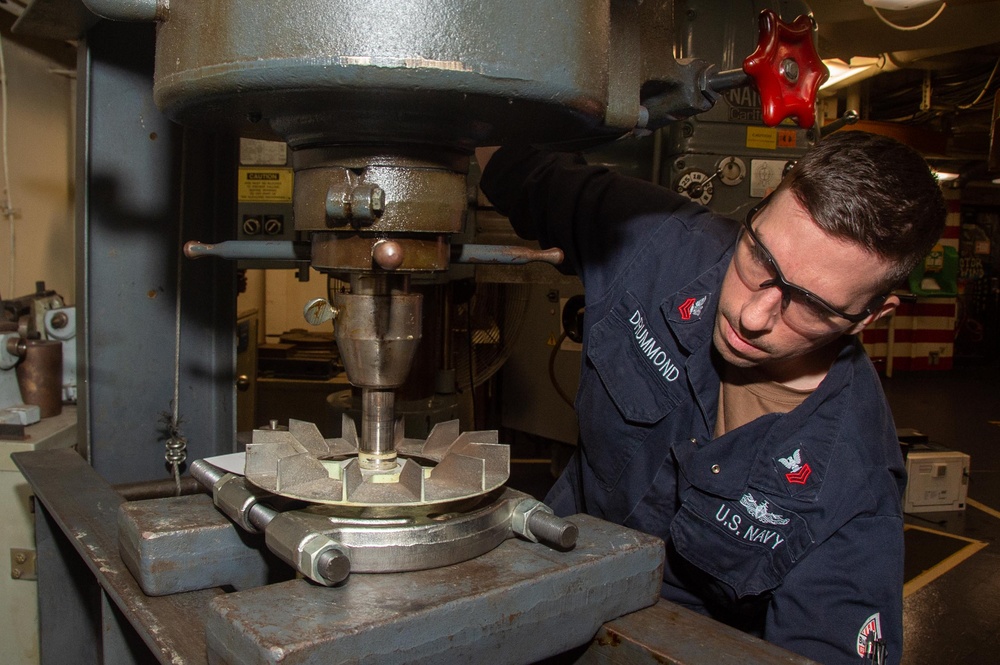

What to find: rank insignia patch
left=677, top=295, right=708, bottom=321
left=777, top=448, right=813, bottom=485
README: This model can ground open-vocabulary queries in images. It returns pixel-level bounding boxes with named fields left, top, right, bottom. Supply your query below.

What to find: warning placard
left=746, top=127, right=778, bottom=150
left=238, top=167, right=294, bottom=203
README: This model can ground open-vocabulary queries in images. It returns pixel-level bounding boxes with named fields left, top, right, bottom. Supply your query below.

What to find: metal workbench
left=14, top=448, right=816, bottom=665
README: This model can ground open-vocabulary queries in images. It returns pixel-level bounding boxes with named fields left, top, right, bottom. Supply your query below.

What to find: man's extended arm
left=766, top=514, right=904, bottom=665
left=479, top=145, right=692, bottom=297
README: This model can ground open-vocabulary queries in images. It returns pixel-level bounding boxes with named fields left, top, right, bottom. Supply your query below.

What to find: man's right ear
left=846, top=294, right=899, bottom=336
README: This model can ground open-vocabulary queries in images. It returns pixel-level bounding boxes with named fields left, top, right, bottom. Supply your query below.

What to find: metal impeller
left=244, top=416, right=509, bottom=507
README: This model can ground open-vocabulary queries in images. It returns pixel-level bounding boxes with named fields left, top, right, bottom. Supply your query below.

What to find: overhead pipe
left=820, top=46, right=964, bottom=95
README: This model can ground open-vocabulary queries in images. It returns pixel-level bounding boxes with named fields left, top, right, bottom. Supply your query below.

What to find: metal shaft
left=247, top=503, right=278, bottom=532
left=184, top=239, right=310, bottom=261
left=360, top=388, right=397, bottom=470
left=528, top=511, right=580, bottom=550
left=190, top=459, right=225, bottom=489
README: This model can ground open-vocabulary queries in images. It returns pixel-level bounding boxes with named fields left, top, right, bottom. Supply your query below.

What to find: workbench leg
left=35, top=505, right=100, bottom=665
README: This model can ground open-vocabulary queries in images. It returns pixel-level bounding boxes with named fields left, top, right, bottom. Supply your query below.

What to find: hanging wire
left=0, top=29, right=15, bottom=298
left=958, top=57, right=1000, bottom=109
left=871, top=3, right=947, bottom=31
left=162, top=133, right=189, bottom=495
left=867, top=58, right=1000, bottom=126
left=165, top=235, right=186, bottom=494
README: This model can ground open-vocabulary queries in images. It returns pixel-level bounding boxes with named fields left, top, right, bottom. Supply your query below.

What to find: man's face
left=713, top=189, right=895, bottom=377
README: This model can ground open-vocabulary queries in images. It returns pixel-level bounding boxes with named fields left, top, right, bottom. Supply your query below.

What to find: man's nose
left=740, top=285, right=784, bottom=332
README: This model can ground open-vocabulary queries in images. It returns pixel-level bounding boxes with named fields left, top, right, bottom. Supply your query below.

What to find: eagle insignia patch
left=777, top=448, right=813, bottom=485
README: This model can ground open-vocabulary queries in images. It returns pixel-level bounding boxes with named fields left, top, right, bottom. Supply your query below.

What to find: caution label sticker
left=238, top=167, right=294, bottom=203
left=746, top=127, right=778, bottom=150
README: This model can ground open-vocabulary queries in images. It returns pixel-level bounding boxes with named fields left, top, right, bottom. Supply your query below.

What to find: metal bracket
left=10, top=548, right=36, bottom=580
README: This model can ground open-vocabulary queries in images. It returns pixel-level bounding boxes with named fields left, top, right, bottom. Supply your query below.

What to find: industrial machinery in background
left=10, top=1, right=829, bottom=663
left=1, top=283, right=74, bottom=436
left=664, top=0, right=822, bottom=216
left=500, top=0, right=827, bottom=448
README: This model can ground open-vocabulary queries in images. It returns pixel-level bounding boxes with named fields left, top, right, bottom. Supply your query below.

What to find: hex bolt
left=326, top=186, right=350, bottom=224
left=326, top=182, right=385, bottom=225
left=527, top=511, right=579, bottom=549
left=317, top=547, right=351, bottom=585
left=511, top=499, right=578, bottom=549
left=781, top=58, right=799, bottom=83
left=352, top=183, right=385, bottom=219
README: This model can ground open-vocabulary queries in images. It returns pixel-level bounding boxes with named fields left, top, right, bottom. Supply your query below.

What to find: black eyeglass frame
left=740, top=193, right=887, bottom=324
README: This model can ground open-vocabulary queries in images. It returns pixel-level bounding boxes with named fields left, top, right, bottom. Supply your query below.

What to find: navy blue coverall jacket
left=480, top=146, right=907, bottom=664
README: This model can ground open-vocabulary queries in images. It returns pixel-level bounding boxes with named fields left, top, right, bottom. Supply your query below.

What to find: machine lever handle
left=451, top=244, right=564, bottom=266
left=184, top=240, right=310, bottom=261
left=821, top=109, right=860, bottom=136
left=185, top=240, right=563, bottom=267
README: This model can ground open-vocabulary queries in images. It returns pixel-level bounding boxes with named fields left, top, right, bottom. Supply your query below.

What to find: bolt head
left=370, top=186, right=386, bottom=213
left=298, top=535, right=350, bottom=586
left=780, top=58, right=799, bottom=83
left=511, top=499, right=549, bottom=543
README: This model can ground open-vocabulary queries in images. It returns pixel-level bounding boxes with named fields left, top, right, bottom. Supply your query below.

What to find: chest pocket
left=581, top=292, right=684, bottom=491
left=670, top=487, right=814, bottom=598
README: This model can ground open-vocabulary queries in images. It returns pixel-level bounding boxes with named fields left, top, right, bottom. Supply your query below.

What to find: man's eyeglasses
left=732, top=193, right=887, bottom=333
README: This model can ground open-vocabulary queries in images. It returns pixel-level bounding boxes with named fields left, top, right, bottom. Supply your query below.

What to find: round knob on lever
left=742, top=10, right=829, bottom=128
left=303, top=298, right=338, bottom=326
left=372, top=239, right=405, bottom=271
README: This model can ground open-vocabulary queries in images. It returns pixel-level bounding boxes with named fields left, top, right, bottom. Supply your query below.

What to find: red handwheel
left=743, top=10, right=829, bottom=128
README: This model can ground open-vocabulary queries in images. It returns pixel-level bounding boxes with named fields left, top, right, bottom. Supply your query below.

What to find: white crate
left=904, top=450, right=970, bottom=513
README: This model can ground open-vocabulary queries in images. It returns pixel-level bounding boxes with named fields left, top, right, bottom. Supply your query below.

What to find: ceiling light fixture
left=820, top=58, right=881, bottom=92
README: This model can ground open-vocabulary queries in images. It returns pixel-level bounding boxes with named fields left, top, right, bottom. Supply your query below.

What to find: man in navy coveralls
left=480, top=131, right=946, bottom=664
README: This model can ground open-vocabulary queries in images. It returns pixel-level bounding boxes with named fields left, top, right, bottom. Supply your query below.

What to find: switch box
left=904, top=449, right=970, bottom=513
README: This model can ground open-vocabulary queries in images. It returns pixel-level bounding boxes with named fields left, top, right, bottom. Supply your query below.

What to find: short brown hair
left=781, top=131, right=946, bottom=288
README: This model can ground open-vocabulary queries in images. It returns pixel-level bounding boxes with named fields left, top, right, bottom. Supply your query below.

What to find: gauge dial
left=675, top=169, right=714, bottom=205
